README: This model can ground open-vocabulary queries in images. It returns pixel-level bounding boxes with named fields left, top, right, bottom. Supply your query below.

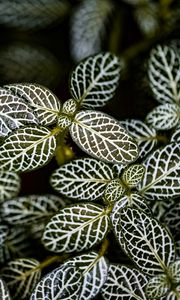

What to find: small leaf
left=0, top=277, right=11, bottom=300
left=50, top=158, right=113, bottom=201
left=138, top=143, right=180, bottom=200
left=146, top=103, right=180, bottom=130
left=119, top=207, right=176, bottom=276
left=0, top=171, right=20, bottom=203
left=122, top=164, right=145, bottom=188
left=42, top=203, right=111, bottom=253
left=70, top=52, right=120, bottom=108
left=5, top=84, right=61, bottom=125
left=1, top=258, right=41, bottom=300
left=168, top=260, right=180, bottom=284
left=148, top=44, right=180, bottom=104
left=0, top=126, right=57, bottom=172
left=145, top=274, right=169, bottom=299
left=30, top=265, right=82, bottom=300
left=70, top=111, right=139, bottom=165
left=101, top=264, right=148, bottom=300
left=104, top=179, right=126, bottom=204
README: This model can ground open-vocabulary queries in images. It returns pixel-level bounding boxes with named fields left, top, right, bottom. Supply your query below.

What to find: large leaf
left=138, top=143, right=180, bottom=200
left=64, top=251, right=109, bottom=300
left=70, top=111, right=139, bottom=165
left=119, top=207, right=176, bottom=276
left=148, top=44, right=180, bottom=104
left=1, top=258, right=41, bottom=300
left=101, top=264, right=148, bottom=300
left=0, top=126, right=57, bottom=172
left=0, top=194, right=67, bottom=225
left=145, top=274, right=169, bottom=299
left=42, top=203, right=111, bottom=253
left=70, top=52, right=120, bottom=108
left=121, top=164, right=145, bottom=188
left=0, top=171, right=20, bottom=203
left=0, top=277, right=11, bottom=300
left=30, top=265, right=82, bottom=300
left=5, top=84, right=61, bottom=125
left=146, top=103, right=179, bottom=130
left=50, top=158, right=114, bottom=201
left=0, top=88, right=37, bottom=137
left=70, top=0, right=113, bottom=61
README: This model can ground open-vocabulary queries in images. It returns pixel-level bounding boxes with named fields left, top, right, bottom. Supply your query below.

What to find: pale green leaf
left=50, top=158, right=113, bottom=201
left=145, top=274, right=169, bottom=299
left=168, top=260, right=180, bottom=284
left=103, top=179, right=126, bottom=204
left=119, top=207, right=176, bottom=276
left=138, top=143, right=180, bottom=200
left=0, top=171, right=20, bottom=203
left=70, top=111, right=139, bottom=165
left=42, top=203, right=111, bottom=253
left=0, top=277, right=11, bottom=300
left=121, top=164, right=145, bottom=188
left=0, top=126, right=57, bottom=172
left=161, top=286, right=180, bottom=300
left=70, top=52, right=120, bottom=108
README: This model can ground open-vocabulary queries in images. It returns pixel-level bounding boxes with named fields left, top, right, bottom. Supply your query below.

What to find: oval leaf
left=70, top=111, right=139, bottom=165
left=168, top=260, right=180, bottom=284
left=42, top=203, right=111, bottom=253
left=145, top=274, right=169, bottom=299
left=104, top=179, right=126, bottom=204
left=0, top=277, right=11, bottom=300
left=0, top=171, right=20, bottom=203
left=121, top=164, right=145, bottom=188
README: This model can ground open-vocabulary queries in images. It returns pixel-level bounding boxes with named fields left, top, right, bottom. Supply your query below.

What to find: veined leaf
left=0, top=126, right=57, bottom=172
left=164, top=202, right=180, bottom=240
left=150, top=198, right=175, bottom=221
left=0, top=88, right=37, bottom=137
left=145, top=274, right=169, bottom=299
left=70, top=52, right=120, bottom=108
left=0, top=277, right=11, bottom=300
left=64, top=251, right=109, bottom=300
left=1, top=258, right=41, bottom=300
left=70, top=0, right=113, bottom=62
left=50, top=158, right=113, bottom=201
left=0, top=194, right=67, bottom=225
left=168, top=260, right=180, bottom=284
left=42, top=203, right=111, bottom=253
left=120, top=119, right=158, bottom=158
left=171, top=124, right=180, bottom=142
left=121, top=164, right=145, bottom=188
left=161, top=286, right=180, bottom=300
left=0, top=225, right=8, bottom=247
left=5, top=84, right=61, bottom=125
left=138, top=143, right=180, bottom=200
left=112, top=164, right=125, bottom=178
left=146, top=103, right=180, bottom=130
left=101, top=264, right=148, bottom=300
left=104, top=179, right=126, bottom=204
left=30, top=265, right=82, bottom=300
left=119, top=207, right=176, bottom=276
left=0, top=171, right=20, bottom=203
left=148, top=44, right=180, bottom=104
left=70, top=111, right=139, bottom=165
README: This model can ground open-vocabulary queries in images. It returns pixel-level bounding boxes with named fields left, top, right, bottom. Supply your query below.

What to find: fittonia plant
left=0, top=43, right=179, bottom=300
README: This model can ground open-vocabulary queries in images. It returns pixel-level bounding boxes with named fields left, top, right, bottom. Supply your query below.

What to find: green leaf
left=30, top=265, right=82, bottom=300
left=101, top=264, right=148, bottom=300
left=161, top=286, right=180, bottom=300
left=168, top=260, right=180, bottom=284
left=70, top=52, right=120, bottom=108
left=0, top=126, right=57, bottom=172
left=138, top=143, right=180, bottom=200
left=103, top=179, right=126, bottom=204
left=1, top=258, right=41, bottom=300
left=50, top=158, right=113, bottom=201
left=145, top=274, right=169, bottom=299
left=0, top=277, right=11, bottom=300
left=70, top=111, right=139, bottom=165
left=171, top=124, right=180, bottom=142
left=5, top=84, right=61, bottom=125
left=42, top=203, right=111, bottom=253
left=0, top=171, right=20, bottom=203
left=146, top=103, right=180, bottom=130
left=70, top=0, right=113, bottom=61
left=0, top=194, right=67, bottom=225
left=119, top=207, right=176, bottom=276
left=121, top=164, right=145, bottom=188
left=148, top=44, right=180, bottom=104
left=64, top=251, right=109, bottom=300
left=0, top=88, right=37, bottom=137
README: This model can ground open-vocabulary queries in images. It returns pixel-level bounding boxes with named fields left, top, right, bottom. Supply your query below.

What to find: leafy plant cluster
left=0, top=38, right=179, bottom=300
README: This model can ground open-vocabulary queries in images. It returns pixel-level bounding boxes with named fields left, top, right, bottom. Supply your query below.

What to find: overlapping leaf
left=0, top=171, right=20, bottom=203
left=145, top=274, right=169, bottom=299
left=119, top=207, right=176, bottom=276
left=30, top=265, right=82, bottom=300
left=168, top=260, right=180, bottom=284
left=50, top=158, right=114, bottom=201
left=148, top=44, right=180, bottom=104
left=70, top=52, right=120, bottom=108
left=101, top=264, right=148, bottom=300
left=0, top=88, right=37, bottom=137
left=1, top=258, right=41, bottom=300
left=138, top=143, right=180, bottom=200
left=0, top=126, right=57, bottom=172
left=0, top=277, right=11, bottom=300
left=146, top=103, right=179, bottom=130
left=171, top=124, right=180, bottom=142
left=150, top=198, right=175, bottom=221
left=5, top=84, right=61, bottom=125
left=0, top=194, right=68, bottom=225
left=70, top=111, right=139, bottom=165
left=160, top=286, right=180, bottom=300
left=122, top=164, right=145, bottom=188
left=42, top=203, right=111, bottom=253
left=104, top=179, right=126, bottom=204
